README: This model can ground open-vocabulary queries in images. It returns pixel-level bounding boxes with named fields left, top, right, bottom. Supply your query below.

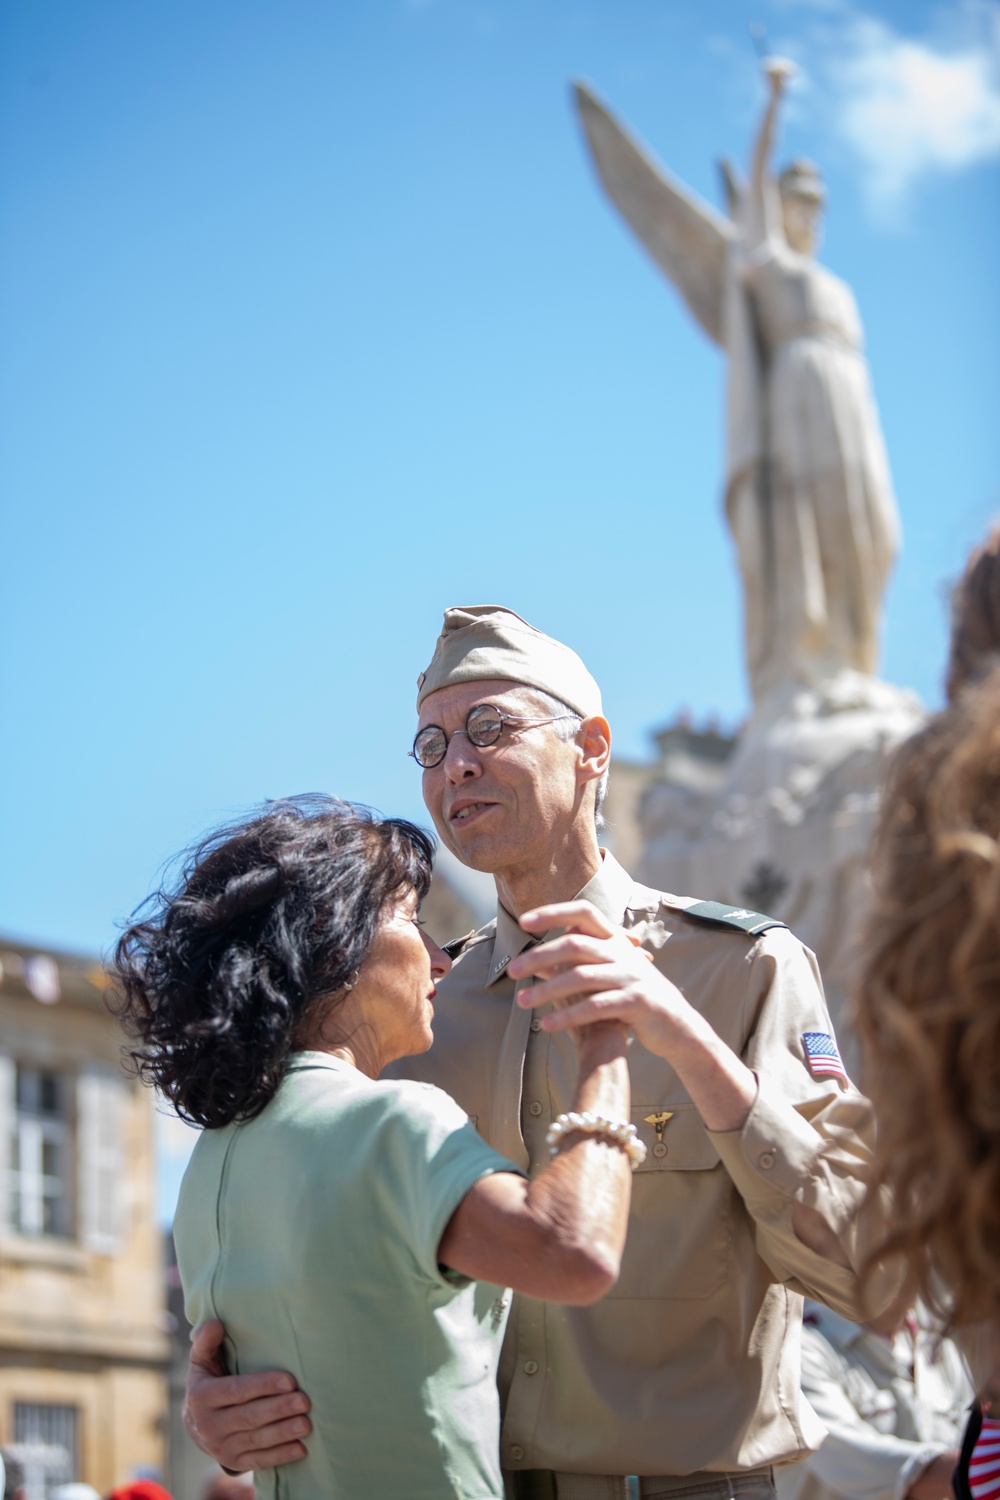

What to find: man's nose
left=442, top=731, right=482, bottom=782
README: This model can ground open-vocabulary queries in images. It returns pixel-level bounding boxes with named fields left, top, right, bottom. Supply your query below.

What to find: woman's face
left=348, top=888, right=452, bottom=1065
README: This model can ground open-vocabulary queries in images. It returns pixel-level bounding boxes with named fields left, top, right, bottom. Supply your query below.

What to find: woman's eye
left=411, top=916, right=426, bottom=929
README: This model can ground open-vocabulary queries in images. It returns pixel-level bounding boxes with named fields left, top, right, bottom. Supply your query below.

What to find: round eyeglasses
left=409, top=703, right=579, bottom=770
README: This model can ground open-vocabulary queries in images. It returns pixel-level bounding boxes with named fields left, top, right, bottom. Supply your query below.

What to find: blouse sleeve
left=375, top=1079, right=525, bottom=1288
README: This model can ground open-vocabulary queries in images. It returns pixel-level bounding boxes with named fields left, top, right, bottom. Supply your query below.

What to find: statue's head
left=778, top=159, right=825, bottom=256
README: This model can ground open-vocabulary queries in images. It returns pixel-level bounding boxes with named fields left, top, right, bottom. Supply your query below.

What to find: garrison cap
left=416, top=605, right=603, bottom=720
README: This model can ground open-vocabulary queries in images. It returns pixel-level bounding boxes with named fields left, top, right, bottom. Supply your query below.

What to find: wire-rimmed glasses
left=409, top=703, right=579, bottom=769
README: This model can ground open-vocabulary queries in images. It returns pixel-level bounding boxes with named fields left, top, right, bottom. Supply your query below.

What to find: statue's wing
left=717, top=157, right=747, bottom=222
left=574, top=82, right=733, bottom=347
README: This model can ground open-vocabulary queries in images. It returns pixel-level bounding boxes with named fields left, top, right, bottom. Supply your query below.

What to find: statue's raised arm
left=573, top=82, right=734, bottom=347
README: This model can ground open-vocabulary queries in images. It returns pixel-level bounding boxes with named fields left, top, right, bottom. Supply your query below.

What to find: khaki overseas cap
left=416, top=605, right=604, bottom=720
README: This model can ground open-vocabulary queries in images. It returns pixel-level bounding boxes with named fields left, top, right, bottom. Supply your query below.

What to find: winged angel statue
left=576, top=63, right=900, bottom=709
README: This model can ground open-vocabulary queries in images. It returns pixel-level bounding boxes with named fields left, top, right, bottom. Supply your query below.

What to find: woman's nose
left=423, top=932, right=453, bottom=980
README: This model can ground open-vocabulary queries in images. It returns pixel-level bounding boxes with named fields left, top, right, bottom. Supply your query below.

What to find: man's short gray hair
left=511, top=686, right=609, bottom=832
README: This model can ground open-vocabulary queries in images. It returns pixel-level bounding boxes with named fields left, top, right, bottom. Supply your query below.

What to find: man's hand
left=509, top=901, right=757, bottom=1134
left=184, top=1320, right=312, bottom=1472
left=509, top=901, right=700, bottom=1059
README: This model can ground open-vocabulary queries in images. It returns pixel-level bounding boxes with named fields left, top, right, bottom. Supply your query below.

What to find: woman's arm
left=437, top=1024, right=632, bottom=1304
left=747, top=61, right=792, bottom=252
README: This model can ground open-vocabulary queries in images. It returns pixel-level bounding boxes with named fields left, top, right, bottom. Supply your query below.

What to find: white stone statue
left=576, top=61, right=900, bottom=711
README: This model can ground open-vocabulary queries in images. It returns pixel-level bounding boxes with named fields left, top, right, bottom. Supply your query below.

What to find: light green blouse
left=175, top=1052, right=520, bottom=1499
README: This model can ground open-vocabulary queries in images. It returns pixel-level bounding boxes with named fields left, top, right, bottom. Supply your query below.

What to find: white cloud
left=835, top=6, right=1000, bottom=209
left=789, top=1, right=1000, bottom=217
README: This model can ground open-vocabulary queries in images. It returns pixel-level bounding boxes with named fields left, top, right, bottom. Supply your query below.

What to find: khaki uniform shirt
left=775, top=1302, right=971, bottom=1500
left=390, top=852, right=878, bottom=1479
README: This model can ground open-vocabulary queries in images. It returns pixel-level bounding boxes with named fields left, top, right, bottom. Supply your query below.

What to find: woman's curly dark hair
left=854, top=669, right=1000, bottom=1331
left=112, top=796, right=434, bottom=1129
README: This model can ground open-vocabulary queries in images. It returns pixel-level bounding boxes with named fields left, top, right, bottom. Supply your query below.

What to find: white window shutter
left=0, top=1053, right=13, bottom=1235
left=78, top=1066, right=128, bottom=1254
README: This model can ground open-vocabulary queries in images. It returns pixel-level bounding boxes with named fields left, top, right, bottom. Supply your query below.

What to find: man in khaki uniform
left=184, top=606, right=886, bottom=1499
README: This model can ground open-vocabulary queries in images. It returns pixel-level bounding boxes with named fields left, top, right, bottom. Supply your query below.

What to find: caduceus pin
left=644, top=1111, right=674, bottom=1157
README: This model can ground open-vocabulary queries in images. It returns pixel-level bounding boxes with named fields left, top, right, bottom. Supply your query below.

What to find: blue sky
left=1, top=1, right=997, bottom=1215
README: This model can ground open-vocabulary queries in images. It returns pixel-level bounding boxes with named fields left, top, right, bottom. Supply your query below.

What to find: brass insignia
left=644, top=1110, right=674, bottom=1145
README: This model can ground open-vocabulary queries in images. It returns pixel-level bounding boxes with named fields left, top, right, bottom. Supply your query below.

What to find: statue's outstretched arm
left=748, top=62, right=791, bottom=252
left=574, top=81, right=734, bottom=347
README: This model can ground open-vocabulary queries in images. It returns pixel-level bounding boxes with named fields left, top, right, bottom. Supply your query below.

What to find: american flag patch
left=802, top=1031, right=847, bottom=1082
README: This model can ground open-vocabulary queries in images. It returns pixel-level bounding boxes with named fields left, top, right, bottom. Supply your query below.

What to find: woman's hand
left=509, top=900, right=692, bottom=1059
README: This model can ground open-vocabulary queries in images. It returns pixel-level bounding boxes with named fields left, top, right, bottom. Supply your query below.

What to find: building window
left=11, top=1403, right=78, bottom=1499
left=11, top=1066, right=70, bottom=1238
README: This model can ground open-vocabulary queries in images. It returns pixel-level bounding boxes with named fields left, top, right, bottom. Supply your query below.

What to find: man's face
left=417, top=677, right=584, bottom=878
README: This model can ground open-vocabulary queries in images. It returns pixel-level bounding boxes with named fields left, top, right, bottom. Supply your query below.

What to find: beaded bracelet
left=545, top=1111, right=647, bottom=1170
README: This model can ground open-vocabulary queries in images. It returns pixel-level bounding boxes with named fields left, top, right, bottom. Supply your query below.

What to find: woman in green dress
left=114, top=796, right=636, bottom=1499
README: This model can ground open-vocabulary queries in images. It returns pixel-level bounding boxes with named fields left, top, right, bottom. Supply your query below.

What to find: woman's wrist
left=573, top=1021, right=630, bottom=1067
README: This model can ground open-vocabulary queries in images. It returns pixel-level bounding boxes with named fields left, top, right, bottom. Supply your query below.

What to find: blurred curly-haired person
left=855, top=531, right=1000, bottom=1500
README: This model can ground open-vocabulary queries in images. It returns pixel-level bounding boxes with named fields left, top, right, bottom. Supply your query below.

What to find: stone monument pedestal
left=637, top=673, right=924, bottom=1072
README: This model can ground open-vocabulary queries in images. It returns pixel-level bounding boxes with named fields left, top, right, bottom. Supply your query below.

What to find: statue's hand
left=763, top=56, right=795, bottom=97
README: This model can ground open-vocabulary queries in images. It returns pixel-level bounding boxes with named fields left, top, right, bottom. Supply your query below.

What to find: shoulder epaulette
left=674, top=899, right=786, bottom=938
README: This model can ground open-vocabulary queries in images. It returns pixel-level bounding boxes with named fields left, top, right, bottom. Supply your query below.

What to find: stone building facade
left=0, top=937, right=169, bottom=1497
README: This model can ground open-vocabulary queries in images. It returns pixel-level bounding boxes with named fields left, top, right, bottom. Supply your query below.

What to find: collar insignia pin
left=493, top=953, right=511, bottom=975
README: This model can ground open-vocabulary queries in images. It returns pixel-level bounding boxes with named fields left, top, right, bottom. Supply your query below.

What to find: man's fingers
left=224, top=1399, right=312, bottom=1451
left=517, top=966, right=630, bottom=1008
left=519, top=900, right=618, bottom=940
left=189, top=1366, right=304, bottom=1412
left=225, top=1389, right=312, bottom=1435
left=511, top=933, right=611, bottom=978
left=223, top=1438, right=310, bottom=1472
left=189, top=1319, right=230, bottom=1379
left=189, top=1395, right=313, bottom=1471
left=540, top=994, right=630, bottom=1031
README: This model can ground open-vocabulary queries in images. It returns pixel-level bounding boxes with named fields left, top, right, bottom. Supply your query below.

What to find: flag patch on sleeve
left=802, top=1031, right=847, bottom=1082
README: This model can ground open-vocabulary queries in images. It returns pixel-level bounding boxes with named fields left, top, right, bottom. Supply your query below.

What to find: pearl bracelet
left=545, top=1111, right=647, bottom=1170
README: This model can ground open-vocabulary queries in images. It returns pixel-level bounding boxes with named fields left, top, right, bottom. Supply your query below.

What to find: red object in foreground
left=107, top=1483, right=174, bottom=1500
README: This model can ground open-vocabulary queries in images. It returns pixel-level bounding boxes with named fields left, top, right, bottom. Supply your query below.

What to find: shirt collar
left=284, top=1050, right=354, bottom=1075
left=486, top=849, right=634, bottom=985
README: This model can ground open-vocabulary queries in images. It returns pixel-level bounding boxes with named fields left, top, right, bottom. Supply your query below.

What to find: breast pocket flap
left=631, top=1104, right=721, bottom=1172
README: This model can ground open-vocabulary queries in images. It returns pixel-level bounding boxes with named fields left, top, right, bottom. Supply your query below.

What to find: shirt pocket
left=607, top=1104, right=733, bottom=1301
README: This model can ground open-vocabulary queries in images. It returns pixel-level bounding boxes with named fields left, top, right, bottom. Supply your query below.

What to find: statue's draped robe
left=724, top=234, right=899, bottom=703
left=573, top=82, right=900, bottom=706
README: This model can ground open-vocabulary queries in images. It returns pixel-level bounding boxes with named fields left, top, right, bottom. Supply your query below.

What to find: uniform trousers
left=504, top=1466, right=777, bottom=1500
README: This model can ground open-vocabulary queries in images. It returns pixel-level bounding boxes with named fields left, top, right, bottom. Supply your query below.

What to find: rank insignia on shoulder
left=802, top=1031, right=848, bottom=1083
left=682, top=900, right=787, bottom=937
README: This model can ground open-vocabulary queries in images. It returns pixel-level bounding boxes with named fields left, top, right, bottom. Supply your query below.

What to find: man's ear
left=578, top=715, right=612, bottom=786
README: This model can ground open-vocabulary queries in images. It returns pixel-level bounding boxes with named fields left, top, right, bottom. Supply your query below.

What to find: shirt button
left=653, top=1142, right=668, bottom=1158
left=528, top=1101, right=543, bottom=1117
left=523, top=1359, right=539, bottom=1375
left=530, top=1018, right=542, bottom=1032
left=759, top=1150, right=776, bottom=1170
left=510, top=1445, right=525, bottom=1462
